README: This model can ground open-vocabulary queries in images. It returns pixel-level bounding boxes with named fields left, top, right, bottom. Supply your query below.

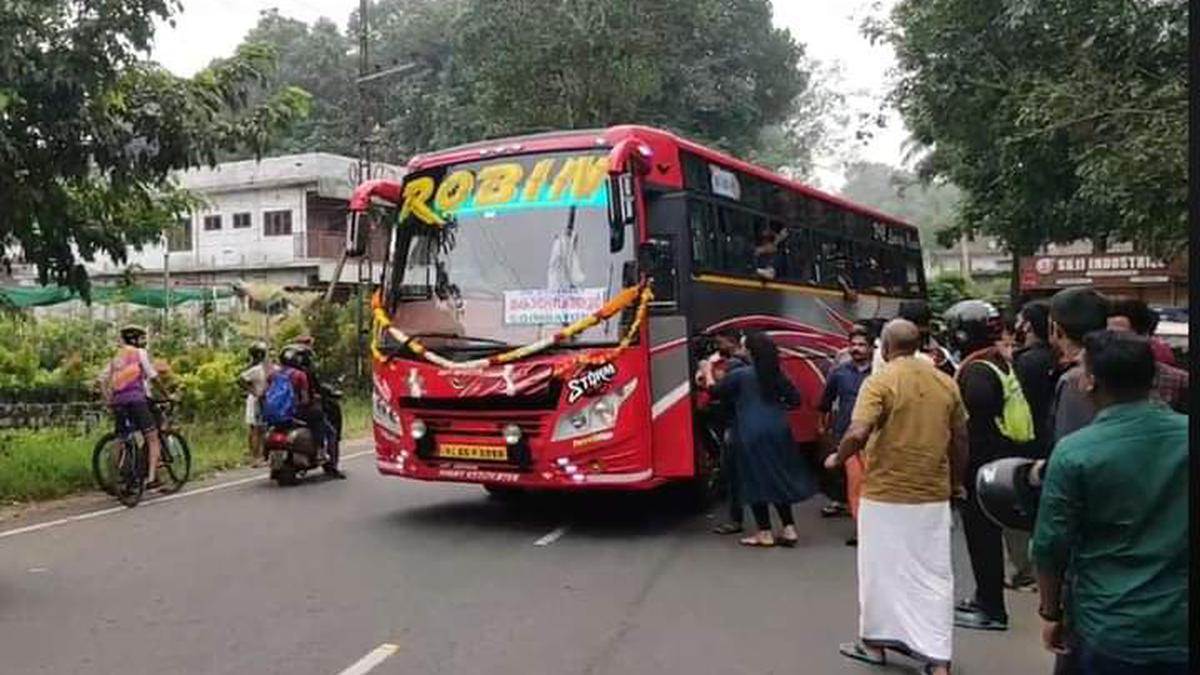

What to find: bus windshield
left=385, top=150, right=635, bottom=351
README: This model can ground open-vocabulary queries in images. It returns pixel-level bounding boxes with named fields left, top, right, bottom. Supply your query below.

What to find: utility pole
left=354, top=0, right=370, bottom=387
left=162, top=234, right=171, bottom=329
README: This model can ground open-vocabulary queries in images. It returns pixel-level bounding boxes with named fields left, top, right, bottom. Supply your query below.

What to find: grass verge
left=0, top=396, right=371, bottom=504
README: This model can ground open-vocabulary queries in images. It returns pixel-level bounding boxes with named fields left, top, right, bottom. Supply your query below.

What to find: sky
left=150, top=0, right=907, bottom=188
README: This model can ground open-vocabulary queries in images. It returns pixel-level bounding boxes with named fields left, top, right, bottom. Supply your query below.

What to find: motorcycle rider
left=287, top=342, right=345, bottom=479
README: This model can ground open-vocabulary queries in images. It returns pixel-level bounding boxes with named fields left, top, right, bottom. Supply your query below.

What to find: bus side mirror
left=607, top=172, right=635, bottom=253
left=345, top=212, right=369, bottom=257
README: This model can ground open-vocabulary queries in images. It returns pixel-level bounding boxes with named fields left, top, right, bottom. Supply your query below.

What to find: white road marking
left=336, top=643, right=399, bottom=675
left=0, top=448, right=376, bottom=541
left=28, top=567, right=47, bottom=573
left=533, top=525, right=569, bottom=546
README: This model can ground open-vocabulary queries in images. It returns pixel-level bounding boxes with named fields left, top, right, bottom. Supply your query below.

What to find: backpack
left=261, top=367, right=298, bottom=426
left=108, top=346, right=145, bottom=395
left=971, top=360, right=1036, bottom=444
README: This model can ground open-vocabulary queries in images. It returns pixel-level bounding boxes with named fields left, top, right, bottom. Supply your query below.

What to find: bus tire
left=681, top=423, right=725, bottom=510
left=483, top=484, right=523, bottom=501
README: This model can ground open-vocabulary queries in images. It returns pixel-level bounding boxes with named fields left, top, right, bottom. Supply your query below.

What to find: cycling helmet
left=120, top=324, right=148, bottom=345
left=943, top=300, right=1002, bottom=355
left=975, top=457, right=1040, bottom=532
left=248, top=341, right=268, bottom=362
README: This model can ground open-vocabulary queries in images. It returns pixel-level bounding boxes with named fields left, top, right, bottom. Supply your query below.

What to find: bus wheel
left=483, top=484, right=523, bottom=501
left=681, top=426, right=725, bottom=510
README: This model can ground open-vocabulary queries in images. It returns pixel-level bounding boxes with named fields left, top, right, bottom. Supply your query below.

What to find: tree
left=235, top=10, right=357, bottom=157
left=452, top=0, right=807, bottom=157
left=0, top=0, right=311, bottom=294
left=872, top=0, right=1186, bottom=259
left=247, top=0, right=824, bottom=166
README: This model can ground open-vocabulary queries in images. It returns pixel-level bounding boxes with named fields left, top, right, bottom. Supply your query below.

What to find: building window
left=203, top=214, right=222, bottom=231
left=167, top=218, right=193, bottom=252
left=263, top=210, right=293, bottom=236
left=232, top=212, right=252, bottom=229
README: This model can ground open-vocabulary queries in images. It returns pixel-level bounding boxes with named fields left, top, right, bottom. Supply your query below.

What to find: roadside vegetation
left=0, top=299, right=373, bottom=504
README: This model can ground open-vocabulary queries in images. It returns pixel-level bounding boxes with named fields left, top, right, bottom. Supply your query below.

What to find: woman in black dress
left=702, top=330, right=816, bottom=547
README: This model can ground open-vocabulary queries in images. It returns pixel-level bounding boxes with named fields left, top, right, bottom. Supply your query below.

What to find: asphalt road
left=0, top=439, right=1052, bottom=675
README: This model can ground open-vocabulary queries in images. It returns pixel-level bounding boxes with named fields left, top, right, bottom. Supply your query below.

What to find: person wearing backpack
left=944, top=300, right=1036, bottom=633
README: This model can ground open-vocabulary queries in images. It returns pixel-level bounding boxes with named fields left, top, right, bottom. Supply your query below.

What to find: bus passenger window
left=814, top=236, right=850, bottom=287
left=782, top=228, right=814, bottom=284
left=853, top=244, right=884, bottom=291
left=688, top=200, right=718, bottom=270
left=717, top=206, right=755, bottom=273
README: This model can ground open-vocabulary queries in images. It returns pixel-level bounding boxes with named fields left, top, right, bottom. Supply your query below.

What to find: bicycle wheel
left=159, top=432, right=191, bottom=493
left=92, top=432, right=123, bottom=496
left=116, top=440, right=145, bottom=507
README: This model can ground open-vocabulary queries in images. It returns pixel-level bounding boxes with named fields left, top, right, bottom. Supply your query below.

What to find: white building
left=83, top=153, right=403, bottom=289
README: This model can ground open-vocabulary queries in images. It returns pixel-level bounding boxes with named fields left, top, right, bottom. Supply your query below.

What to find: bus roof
left=407, top=124, right=918, bottom=232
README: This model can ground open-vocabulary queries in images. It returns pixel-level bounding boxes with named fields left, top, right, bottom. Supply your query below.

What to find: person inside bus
left=696, top=332, right=751, bottom=535
left=753, top=224, right=787, bottom=279
left=700, top=331, right=815, bottom=547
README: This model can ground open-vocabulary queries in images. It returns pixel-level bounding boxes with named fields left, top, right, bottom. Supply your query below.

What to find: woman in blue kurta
left=702, top=331, right=816, bottom=547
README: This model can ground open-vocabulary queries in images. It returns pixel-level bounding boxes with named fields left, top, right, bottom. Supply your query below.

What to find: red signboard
left=1018, top=254, right=1186, bottom=291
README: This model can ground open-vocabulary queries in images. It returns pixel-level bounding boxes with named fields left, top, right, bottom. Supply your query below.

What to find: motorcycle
left=264, top=380, right=343, bottom=486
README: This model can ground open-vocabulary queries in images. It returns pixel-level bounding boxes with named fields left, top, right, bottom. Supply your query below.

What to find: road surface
left=0, top=440, right=1052, bottom=674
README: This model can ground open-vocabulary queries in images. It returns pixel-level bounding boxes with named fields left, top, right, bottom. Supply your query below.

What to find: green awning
left=0, top=285, right=233, bottom=309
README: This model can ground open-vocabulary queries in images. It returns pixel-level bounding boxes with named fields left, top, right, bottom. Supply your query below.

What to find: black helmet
left=943, top=300, right=1002, bottom=355
left=288, top=342, right=314, bottom=370
left=120, top=324, right=147, bottom=345
left=279, top=345, right=303, bottom=369
left=975, top=457, right=1040, bottom=532
left=248, top=341, right=268, bottom=362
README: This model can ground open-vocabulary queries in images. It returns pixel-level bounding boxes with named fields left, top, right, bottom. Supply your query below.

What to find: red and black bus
left=352, top=125, right=925, bottom=496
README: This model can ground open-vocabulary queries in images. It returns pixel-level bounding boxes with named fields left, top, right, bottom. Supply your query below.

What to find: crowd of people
left=695, top=290, right=1188, bottom=675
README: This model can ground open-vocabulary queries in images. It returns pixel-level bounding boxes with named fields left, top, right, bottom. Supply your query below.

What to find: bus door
left=642, top=190, right=694, bottom=477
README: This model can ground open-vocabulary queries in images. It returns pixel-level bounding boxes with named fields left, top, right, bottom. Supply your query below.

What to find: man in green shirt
left=1030, top=330, right=1188, bottom=674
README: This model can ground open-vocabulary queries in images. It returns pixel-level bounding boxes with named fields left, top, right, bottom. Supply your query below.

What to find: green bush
left=176, top=350, right=243, bottom=420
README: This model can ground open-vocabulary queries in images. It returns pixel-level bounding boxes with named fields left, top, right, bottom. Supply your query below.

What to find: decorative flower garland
left=370, top=284, right=653, bottom=373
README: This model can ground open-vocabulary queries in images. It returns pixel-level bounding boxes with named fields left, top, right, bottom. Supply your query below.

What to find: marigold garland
left=370, top=284, right=652, bottom=373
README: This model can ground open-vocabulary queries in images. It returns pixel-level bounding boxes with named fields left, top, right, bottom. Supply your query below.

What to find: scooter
left=264, top=383, right=343, bottom=486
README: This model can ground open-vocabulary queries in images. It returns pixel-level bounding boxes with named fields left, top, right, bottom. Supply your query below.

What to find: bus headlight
left=551, top=379, right=638, bottom=442
left=502, top=423, right=523, bottom=445
left=410, top=419, right=428, bottom=441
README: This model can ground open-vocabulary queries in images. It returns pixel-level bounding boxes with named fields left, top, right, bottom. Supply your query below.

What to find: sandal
left=838, top=641, right=886, bottom=666
left=739, top=535, right=775, bottom=547
left=711, top=523, right=743, bottom=535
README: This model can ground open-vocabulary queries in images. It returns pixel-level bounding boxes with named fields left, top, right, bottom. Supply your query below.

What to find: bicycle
left=92, top=399, right=192, bottom=507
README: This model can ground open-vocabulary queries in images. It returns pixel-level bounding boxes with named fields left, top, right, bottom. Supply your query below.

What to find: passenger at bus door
left=696, top=332, right=751, bottom=536
left=701, top=331, right=816, bottom=548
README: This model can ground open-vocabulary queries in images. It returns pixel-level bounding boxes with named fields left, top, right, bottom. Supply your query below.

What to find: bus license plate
left=437, top=444, right=508, bottom=462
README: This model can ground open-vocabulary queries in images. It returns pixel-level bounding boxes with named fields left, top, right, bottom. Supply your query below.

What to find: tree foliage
left=873, top=0, right=1186, bottom=258
left=0, top=0, right=311, bottom=294
left=238, top=0, right=836, bottom=173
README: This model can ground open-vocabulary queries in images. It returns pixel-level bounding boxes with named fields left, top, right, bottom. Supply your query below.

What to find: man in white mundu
left=825, top=319, right=969, bottom=675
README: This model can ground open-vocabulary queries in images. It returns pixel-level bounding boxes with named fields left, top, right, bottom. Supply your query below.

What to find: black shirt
left=1013, top=343, right=1057, bottom=459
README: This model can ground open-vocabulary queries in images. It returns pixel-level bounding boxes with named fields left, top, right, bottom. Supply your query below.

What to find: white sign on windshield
left=503, top=288, right=606, bottom=325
